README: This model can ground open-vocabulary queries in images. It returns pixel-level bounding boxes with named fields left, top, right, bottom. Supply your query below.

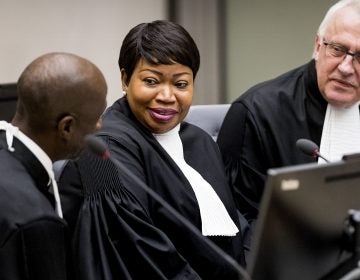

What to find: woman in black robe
left=59, top=20, right=247, bottom=280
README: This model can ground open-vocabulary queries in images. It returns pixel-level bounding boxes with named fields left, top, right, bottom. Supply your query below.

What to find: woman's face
left=122, top=59, right=194, bottom=133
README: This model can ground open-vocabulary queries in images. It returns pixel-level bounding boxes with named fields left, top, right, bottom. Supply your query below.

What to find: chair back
left=184, top=104, right=230, bottom=141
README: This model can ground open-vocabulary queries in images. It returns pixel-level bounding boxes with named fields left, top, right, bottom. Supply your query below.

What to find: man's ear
left=313, top=34, right=321, bottom=60
left=57, top=115, right=76, bottom=139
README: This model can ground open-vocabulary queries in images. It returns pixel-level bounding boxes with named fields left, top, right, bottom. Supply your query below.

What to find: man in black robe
left=218, top=60, right=325, bottom=224
left=217, top=0, right=360, bottom=229
left=0, top=52, right=107, bottom=280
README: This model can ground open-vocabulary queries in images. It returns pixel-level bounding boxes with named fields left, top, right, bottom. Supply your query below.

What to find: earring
left=122, top=90, right=127, bottom=97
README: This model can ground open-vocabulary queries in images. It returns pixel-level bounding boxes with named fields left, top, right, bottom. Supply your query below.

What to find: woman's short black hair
left=118, top=20, right=200, bottom=84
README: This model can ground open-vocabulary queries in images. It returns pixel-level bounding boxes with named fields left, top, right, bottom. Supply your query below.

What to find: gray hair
left=317, top=0, right=360, bottom=38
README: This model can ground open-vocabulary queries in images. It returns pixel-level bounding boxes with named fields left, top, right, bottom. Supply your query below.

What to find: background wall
left=225, top=0, right=338, bottom=102
left=0, top=0, right=167, bottom=106
left=173, top=0, right=224, bottom=104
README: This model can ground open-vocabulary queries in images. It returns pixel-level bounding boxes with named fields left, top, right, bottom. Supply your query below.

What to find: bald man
left=0, top=52, right=107, bottom=280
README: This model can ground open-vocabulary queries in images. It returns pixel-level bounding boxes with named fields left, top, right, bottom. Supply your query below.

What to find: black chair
left=0, top=83, right=17, bottom=122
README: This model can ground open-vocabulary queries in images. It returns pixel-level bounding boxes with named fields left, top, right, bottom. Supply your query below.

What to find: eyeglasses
left=322, top=39, right=360, bottom=68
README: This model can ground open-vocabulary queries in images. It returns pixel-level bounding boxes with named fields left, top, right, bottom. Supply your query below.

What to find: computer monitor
left=0, top=83, right=17, bottom=122
left=248, top=157, right=360, bottom=280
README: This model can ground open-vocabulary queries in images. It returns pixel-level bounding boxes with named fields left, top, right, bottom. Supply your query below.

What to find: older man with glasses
left=217, top=0, right=360, bottom=242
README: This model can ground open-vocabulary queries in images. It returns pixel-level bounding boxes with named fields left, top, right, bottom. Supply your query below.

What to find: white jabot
left=153, top=124, right=239, bottom=236
left=319, top=102, right=360, bottom=164
left=0, top=121, right=63, bottom=218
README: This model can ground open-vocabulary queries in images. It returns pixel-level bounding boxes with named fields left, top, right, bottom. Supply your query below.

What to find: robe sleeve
left=0, top=216, right=68, bottom=280
left=58, top=152, right=200, bottom=280
left=217, top=101, right=267, bottom=223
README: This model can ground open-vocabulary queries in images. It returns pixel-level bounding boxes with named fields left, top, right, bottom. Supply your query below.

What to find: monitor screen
left=247, top=158, right=360, bottom=280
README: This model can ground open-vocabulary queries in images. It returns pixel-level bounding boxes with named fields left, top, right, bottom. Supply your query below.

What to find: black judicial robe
left=217, top=59, right=328, bottom=223
left=0, top=132, right=68, bottom=280
left=59, top=97, right=246, bottom=280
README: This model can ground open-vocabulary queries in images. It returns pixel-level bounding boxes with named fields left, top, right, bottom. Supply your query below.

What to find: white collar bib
left=319, top=102, right=360, bottom=163
left=153, top=125, right=238, bottom=236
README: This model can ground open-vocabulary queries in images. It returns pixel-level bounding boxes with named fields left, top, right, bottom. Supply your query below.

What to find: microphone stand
left=316, top=151, right=330, bottom=163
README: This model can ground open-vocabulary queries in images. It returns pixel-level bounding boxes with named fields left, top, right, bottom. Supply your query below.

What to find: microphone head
left=85, top=134, right=110, bottom=159
left=296, top=138, right=319, bottom=157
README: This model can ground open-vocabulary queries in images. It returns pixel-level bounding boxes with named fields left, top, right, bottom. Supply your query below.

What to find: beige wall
left=0, top=0, right=167, bottom=106
left=226, top=0, right=338, bottom=102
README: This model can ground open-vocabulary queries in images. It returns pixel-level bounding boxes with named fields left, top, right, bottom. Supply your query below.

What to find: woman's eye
left=144, top=78, right=157, bottom=86
left=176, top=81, right=188, bottom=89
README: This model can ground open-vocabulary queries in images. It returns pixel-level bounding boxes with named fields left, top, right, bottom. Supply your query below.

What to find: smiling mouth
left=149, top=108, right=177, bottom=122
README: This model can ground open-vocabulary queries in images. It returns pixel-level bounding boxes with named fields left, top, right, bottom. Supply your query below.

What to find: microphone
left=84, top=135, right=250, bottom=280
left=85, top=135, right=110, bottom=160
left=296, top=138, right=330, bottom=163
